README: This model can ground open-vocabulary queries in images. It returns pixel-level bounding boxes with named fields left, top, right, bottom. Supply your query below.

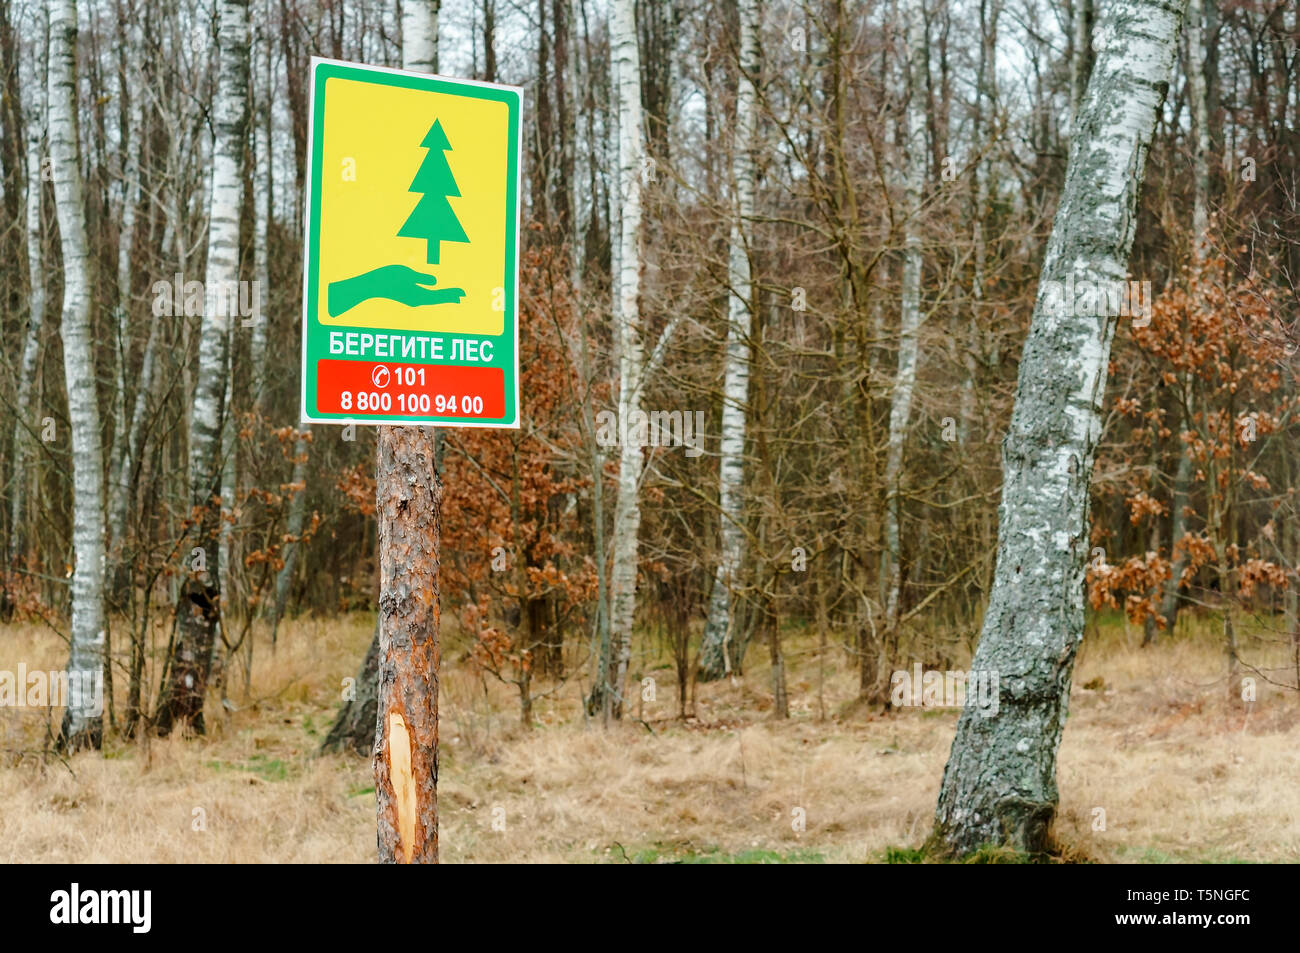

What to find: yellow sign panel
left=301, top=58, right=522, bottom=428
left=317, top=79, right=510, bottom=335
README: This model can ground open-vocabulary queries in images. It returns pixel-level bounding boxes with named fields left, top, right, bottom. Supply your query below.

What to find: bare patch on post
left=388, top=711, right=416, bottom=862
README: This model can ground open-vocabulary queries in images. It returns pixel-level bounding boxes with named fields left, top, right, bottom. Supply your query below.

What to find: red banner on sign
left=315, top=360, right=505, bottom=418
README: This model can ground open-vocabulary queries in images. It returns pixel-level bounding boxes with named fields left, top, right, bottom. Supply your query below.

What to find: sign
left=300, top=57, right=522, bottom=427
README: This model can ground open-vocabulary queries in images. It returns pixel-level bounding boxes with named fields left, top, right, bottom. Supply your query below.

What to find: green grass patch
left=206, top=754, right=293, bottom=782
left=618, top=841, right=825, bottom=864
left=883, top=845, right=928, bottom=863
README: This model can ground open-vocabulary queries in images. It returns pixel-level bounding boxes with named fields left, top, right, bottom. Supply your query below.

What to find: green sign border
left=299, top=57, right=522, bottom=428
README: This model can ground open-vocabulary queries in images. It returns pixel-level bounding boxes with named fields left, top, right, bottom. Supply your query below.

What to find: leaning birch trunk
left=1185, top=0, right=1211, bottom=247
left=156, top=0, right=249, bottom=736
left=106, top=8, right=145, bottom=597
left=959, top=0, right=998, bottom=444
left=49, top=0, right=105, bottom=751
left=877, top=0, right=927, bottom=697
left=108, top=316, right=158, bottom=594
left=373, top=5, right=442, bottom=864
left=10, top=11, right=47, bottom=564
left=697, top=0, right=758, bottom=682
left=257, top=0, right=311, bottom=645
left=250, top=3, right=273, bottom=403
left=586, top=4, right=622, bottom=716
left=593, top=0, right=645, bottom=720
left=214, top=327, right=238, bottom=696
left=932, top=0, right=1188, bottom=855
left=110, top=140, right=170, bottom=602
left=1158, top=0, right=1212, bottom=636
left=269, top=428, right=310, bottom=643
left=1069, top=0, right=1094, bottom=128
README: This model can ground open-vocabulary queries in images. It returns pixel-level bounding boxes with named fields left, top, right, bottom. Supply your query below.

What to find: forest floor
left=1, top=609, right=1296, bottom=863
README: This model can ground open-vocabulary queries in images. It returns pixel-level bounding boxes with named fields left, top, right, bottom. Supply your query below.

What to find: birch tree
left=590, top=0, right=645, bottom=719
left=106, top=4, right=147, bottom=597
left=878, top=0, right=928, bottom=693
left=402, top=0, right=439, bottom=75
left=960, top=0, right=998, bottom=443
left=697, top=0, right=758, bottom=683
left=10, top=2, right=46, bottom=564
left=156, top=0, right=249, bottom=736
left=1158, top=0, right=1212, bottom=634
left=933, top=0, right=1189, bottom=855
left=373, top=2, right=442, bottom=863
left=584, top=0, right=622, bottom=720
left=1069, top=0, right=1095, bottom=127
left=49, top=0, right=105, bottom=750
left=251, top=0, right=272, bottom=399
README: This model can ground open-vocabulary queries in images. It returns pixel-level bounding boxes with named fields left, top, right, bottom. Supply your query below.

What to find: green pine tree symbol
left=397, top=119, right=469, bottom=265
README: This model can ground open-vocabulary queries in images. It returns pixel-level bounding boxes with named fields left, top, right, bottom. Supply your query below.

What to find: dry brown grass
left=0, top=609, right=1296, bottom=863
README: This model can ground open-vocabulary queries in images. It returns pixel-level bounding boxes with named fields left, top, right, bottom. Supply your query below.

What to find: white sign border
left=298, top=56, right=524, bottom=430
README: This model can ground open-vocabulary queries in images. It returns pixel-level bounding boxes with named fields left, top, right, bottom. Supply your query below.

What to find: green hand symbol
left=328, top=264, right=465, bottom=317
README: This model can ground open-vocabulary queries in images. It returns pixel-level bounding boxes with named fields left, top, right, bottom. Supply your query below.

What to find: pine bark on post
left=49, top=0, right=105, bottom=751
left=373, top=3, right=442, bottom=863
left=932, top=0, right=1188, bottom=856
left=374, top=431, right=441, bottom=863
left=698, top=0, right=758, bottom=682
left=156, top=0, right=249, bottom=736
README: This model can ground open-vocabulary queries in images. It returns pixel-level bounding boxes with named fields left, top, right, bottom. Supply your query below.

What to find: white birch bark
left=49, top=0, right=105, bottom=749
left=270, top=429, right=310, bottom=641
left=107, top=313, right=158, bottom=581
left=880, top=0, right=927, bottom=675
left=960, top=0, right=998, bottom=444
left=697, top=0, right=758, bottom=682
left=567, top=0, right=583, bottom=291
left=584, top=0, right=621, bottom=717
left=602, top=0, right=645, bottom=718
left=402, top=0, right=440, bottom=74
left=218, top=327, right=237, bottom=626
left=250, top=0, right=272, bottom=398
left=1186, top=0, right=1210, bottom=246
left=934, top=0, right=1188, bottom=854
left=1069, top=0, right=1094, bottom=130
left=107, top=7, right=145, bottom=587
left=1160, top=0, right=1211, bottom=633
left=10, top=8, right=47, bottom=563
left=158, top=0, right=249, bottom=735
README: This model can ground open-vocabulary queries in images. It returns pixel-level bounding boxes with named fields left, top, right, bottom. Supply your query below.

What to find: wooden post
left=374, top=426, right=441, bottom=863
left=373, top=0, right=443, bottom=867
